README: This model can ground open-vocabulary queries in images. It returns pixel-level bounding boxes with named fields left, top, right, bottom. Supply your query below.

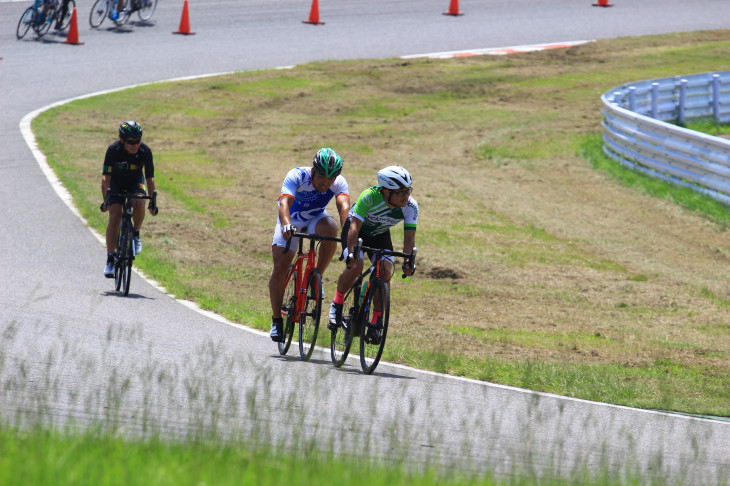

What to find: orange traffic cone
left=443, top=0, right=463, bottom=16
left=592, top=0, right=613, bottom=6
left=63, top=7, right=84, bottom=45
left=302, top=0, right=324, bottom=25
left=173, top=0, right=195, bottom=35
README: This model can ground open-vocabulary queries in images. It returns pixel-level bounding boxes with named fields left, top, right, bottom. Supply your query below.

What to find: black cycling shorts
left=108, top=174, right=146, bottom=205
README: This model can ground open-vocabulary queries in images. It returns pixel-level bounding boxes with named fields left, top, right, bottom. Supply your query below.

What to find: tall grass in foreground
left=1, top=320, right=704, bottom=486
left=0, top=424, right=664, bottom=486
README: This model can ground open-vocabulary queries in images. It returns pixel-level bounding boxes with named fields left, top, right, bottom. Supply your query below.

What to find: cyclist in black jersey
left=53, top=0, right=73, bottom=29
left=101, top=121, right=158, bottom=278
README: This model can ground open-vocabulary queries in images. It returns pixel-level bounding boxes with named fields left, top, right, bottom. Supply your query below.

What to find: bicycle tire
left=122, top=223, right=134, bottom=296
left=33, top=5, right=55, bottom=36
left=278, top=267, right=297, bottom=355
left=16, top=7, right=35, bottom=39
left=331, top=283, right=357, bottom=367
left=298, top=270, right=322, bottom=361
left=57, top=0, right=76, bottom=30
left=360, top=279, right=390, bottom=375
left=114, top=222, right=126, bottom=292
left=89, top=0, right=107, bottom=28
left=137, top=0, right=157, bottom=21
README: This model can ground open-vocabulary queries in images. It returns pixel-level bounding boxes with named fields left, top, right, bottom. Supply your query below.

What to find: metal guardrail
left=600, top=71, right=730, bottom=206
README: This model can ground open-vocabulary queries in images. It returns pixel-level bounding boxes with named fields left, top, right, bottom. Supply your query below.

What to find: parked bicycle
left=101, top=189, right=157, bottom=296
left=330, top=239, right=417, bottom=374
left=90, top=0, right=156, bottom=28
left=16, top=0, right=76, bottom=39
left=279, top=232, right=343, bottom=360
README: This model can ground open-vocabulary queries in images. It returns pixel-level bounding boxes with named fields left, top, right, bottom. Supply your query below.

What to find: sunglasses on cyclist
left=125, top=139, right=142, bottom=145
left=390, top=187, right=412, bottom=197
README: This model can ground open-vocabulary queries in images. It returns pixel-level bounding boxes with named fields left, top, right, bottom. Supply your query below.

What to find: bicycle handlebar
left=353, top=238, right=418, bottom=279
left=101, top=189, right=158, bottom=214
left=283, top=231, right=343, bottom=254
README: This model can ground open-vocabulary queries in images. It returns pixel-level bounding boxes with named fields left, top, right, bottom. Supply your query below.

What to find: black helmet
left=119, top=121, right=143, bottom=141
left=312, top=147, right=343, bottom=178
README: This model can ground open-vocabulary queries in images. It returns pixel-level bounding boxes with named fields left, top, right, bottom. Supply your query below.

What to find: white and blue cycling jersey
left=278, top=167, right=349, bottom=221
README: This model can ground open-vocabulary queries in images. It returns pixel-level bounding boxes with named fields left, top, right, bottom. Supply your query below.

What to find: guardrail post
left=651, top=82, right=659, bottom=119
left=612, top=91, right=622, bottom=107
left=678, top=79, right=687, bottom=126
left=712, top=74, right=720, bottom=122
left=628, top=86, right=636, bottom=112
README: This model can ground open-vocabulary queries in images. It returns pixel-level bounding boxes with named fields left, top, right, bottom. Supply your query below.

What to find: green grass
left=1, top=424, right=664, bottom=486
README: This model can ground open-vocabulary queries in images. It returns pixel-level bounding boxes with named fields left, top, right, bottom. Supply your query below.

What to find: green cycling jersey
left=350, top=186, right=418, bottom=236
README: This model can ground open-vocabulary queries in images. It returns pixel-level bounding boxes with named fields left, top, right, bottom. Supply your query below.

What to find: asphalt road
left=1, top=0, right=729, bottom=482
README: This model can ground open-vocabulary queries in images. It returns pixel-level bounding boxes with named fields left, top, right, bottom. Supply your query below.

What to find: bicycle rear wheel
left=57, top=0, right=76, bottom=30
left=137, top=0, right=157, bottom=21
left=360, top=279, right=390, bottom=375
left=33, top=5, right=55, bottom=37
left=298, top=270, right=322, bottom=361
left=89, top=0, right=107, bottom=28
left=16, top=7, right=35, bottom=39
left=278, top=267, right=297, bottom=355
left=331, top=284, right=357, bottom=367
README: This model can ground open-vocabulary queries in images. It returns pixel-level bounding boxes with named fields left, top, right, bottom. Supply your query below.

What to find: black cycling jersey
left=102, top=140, right=154, bottom=186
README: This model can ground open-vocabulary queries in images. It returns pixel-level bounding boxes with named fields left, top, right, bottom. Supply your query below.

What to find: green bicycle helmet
left=312, top=147, right=343, bottom=178
left=119, top=121, right=143, bottom=141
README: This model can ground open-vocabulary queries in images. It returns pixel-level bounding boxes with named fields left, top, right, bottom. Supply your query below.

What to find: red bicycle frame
left=282, top=241, right=318, bottom=324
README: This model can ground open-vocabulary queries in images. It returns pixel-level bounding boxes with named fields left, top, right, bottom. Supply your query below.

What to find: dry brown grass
left=39, top=30, right=730, bottom=413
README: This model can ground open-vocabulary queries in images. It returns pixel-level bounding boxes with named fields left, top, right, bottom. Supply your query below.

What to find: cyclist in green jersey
left=328, top=165, right=418, bottom=328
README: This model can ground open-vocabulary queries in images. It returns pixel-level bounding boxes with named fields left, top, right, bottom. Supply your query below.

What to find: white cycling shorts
left=271, top=211, right=333, bottom=250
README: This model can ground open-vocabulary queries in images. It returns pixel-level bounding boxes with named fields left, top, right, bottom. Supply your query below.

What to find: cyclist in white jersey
left=269, top=148, right=350, bottom=342
left=328, top=165, right=418, bottom=329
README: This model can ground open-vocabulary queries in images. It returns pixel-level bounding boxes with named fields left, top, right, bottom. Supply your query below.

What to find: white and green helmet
left=312, top=147, right=343, bottom=178
left=377, top=165, right=412, bottom=190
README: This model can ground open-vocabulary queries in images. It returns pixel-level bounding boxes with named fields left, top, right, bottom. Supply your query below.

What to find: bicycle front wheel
left=278, top=267, right=297, bottom=355
left=89, top=0, right=107, bottom=28
left=16, top=7, right=35, bottom=39
left=331, top=284, right=357, bottom=367
left=360, top=279, right=390, bottom=375
left=120, top=222, right=134, bottom=295
left=114, top=225, right=126, bottom=292
left=57, top=0, right=76, bottom=30
left=298, top=270, right=322, bottom=361
left=137, top=0, right=157, bottom=21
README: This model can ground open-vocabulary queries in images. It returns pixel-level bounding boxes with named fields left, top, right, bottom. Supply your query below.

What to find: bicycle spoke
left=278, top=268, right=297, bottom=355
left=299, top=271, right=321, bottom=361
left=331, top=285, right=356, bottom=368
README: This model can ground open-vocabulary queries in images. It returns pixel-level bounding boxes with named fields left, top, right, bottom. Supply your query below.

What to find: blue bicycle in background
left=16, top=0, right=76, bottom=39
left=89, top=0, right=157, bottom=28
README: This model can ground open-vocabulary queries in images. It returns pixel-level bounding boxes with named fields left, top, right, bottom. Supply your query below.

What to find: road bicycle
left=16, top=0, right=76, bottom=39
left=330, top=239, right=417, bottom=374
left=101, top=190, right=157, bottom=296
left=90, top=0, right=156, bottom=28
left=278, top=232, right=343, bottom=360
